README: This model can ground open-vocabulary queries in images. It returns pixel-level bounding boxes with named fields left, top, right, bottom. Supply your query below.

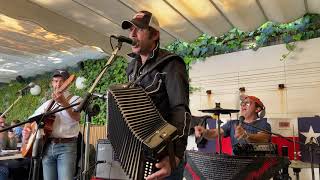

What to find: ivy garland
left=165, top=13, right=320, bottom=66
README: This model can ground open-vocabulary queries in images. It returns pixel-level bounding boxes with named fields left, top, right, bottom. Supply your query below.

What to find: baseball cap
left=122, top=10, right=160, bottom=31
left=52, top=69, right=70, bottom=80
left=246, top=96, right=265, bottom=110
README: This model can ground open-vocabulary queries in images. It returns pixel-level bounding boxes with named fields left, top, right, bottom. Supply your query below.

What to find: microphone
left=92, top=93, right=108, bottom=100
left=239, top=116, right=245, bottom=126
left=111, top=35, right=137, bottom=45
left=17, top=82, right=35, bottom=95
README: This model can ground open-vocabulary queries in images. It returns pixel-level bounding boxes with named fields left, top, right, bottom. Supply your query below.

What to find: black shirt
left=126, top=44, right=190, bottom=159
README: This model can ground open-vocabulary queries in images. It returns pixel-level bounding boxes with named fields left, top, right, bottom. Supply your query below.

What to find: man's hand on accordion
left=146, top=156, right=180, bottom=180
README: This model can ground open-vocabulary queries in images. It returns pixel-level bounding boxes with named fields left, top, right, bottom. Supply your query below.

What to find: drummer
left=195, top=95, right=271, bottom=153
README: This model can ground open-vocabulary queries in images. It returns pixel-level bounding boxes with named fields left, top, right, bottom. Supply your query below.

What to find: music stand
left=199, top=103, right=239, bottom=154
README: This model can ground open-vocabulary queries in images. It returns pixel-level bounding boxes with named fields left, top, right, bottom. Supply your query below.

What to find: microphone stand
left=0, top=94, right=23, bottom=118
left=240, top=120, right=319, bottom=180
left=76, top=40, right=123, bottom=180
left=0, top=84, right=36, bottom=119
left=31, top=120, right=44, bottom=180
left=79, top=104, right=100, bottom=180
left=0, top=103, right=80, bottom=133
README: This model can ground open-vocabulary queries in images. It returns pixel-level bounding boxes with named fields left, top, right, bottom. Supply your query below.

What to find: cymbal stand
left=307, top=137, right=319, bottom=180
left=292, top=125, right=301, bottom=180
left=213, top=103, right=223, bottom=154
left=199, top=102, right=239, bottom=154
left=292, top=167, right=301, bottom=180
left=215, top=112, right=223, bottom=154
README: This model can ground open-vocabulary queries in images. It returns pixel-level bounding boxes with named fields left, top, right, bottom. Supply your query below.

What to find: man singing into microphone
left=122, top=10, right=190, bottom=180
left=195, top=96, right=271, bottom=153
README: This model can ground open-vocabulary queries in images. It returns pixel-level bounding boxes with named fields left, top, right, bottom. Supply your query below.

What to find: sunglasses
left=240, top=101, right=251, bottom=107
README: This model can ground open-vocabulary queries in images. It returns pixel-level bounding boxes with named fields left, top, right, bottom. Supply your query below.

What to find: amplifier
left=95, top=139, right=129, bottom=180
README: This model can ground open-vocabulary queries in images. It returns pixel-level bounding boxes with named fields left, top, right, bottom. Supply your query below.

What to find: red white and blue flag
left=298, top=117, right=320, bottom=163
left=268, top=118, right=300, bottom=160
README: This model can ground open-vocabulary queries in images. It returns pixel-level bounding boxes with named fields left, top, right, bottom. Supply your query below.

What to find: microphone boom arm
left=0, top=95, right=23, bottom=118
left=75, top=41, right=122, bottom=112
left=241, top=120, right=305, bottom=146
left=0, top=102, right=80, bottom=133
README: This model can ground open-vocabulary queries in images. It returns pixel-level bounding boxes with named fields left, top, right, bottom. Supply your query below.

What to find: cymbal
left=290, top=160, right=319, bottom=169
left=198, top=107, right=239, bottom=114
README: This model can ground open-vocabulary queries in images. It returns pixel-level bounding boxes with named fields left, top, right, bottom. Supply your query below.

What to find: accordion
left=107, top=85, right=178, bottom=179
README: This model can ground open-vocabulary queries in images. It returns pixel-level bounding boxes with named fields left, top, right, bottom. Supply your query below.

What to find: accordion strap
left=128, top=54, right=178, bottom=87
left=166, top=138, right=177, bottom=173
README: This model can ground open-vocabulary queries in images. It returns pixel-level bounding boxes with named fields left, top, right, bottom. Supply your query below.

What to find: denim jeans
left=0, top=166, right=8, bottom=180
left=42, top=142, right=77, bottom=180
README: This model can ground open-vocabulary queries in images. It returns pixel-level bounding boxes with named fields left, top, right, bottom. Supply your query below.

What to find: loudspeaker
left=95, top=139, right=129, bottom=180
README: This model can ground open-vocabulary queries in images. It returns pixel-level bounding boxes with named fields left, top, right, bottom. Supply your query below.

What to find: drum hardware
left=199, top=102, right=239, bottom=154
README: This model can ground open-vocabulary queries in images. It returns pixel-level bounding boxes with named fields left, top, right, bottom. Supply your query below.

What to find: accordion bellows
left=107, top=85, right=177, bottom=180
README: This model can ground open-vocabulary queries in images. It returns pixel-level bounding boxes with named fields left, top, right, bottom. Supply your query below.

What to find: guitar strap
left=42, top=94, right=75, bottom=148
left=55, top=94, right=73, bottom=109
left=65, top=94, right=73, bottom=104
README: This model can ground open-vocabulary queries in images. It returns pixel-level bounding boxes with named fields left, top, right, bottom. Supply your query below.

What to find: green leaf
left=293, top=33, right=302, bottom=41
left=285, top=43, right=296, bottom=51
left=192, top=47, right=201, bottom=57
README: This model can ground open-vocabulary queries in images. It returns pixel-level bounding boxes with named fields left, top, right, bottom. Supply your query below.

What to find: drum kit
left=197, top=103, right=320, bottom=180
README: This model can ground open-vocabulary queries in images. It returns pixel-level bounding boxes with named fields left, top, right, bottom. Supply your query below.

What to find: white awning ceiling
left=0, top=0, right=319, bottom=83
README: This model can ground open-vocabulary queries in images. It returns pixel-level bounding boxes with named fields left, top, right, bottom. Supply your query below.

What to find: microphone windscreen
left=239, top=116, right=245, bottom=125
left=28, top=82, right=36, bottom=88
